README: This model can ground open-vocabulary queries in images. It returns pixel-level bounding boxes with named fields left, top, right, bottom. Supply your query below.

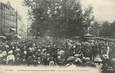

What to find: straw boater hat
left=8, top=50, right=13, bottom=54
left=5, top=45, right=9, bottom=48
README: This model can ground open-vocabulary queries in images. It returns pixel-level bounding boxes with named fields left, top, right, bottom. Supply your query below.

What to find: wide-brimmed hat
left=8, top=50, right=13, bottom=54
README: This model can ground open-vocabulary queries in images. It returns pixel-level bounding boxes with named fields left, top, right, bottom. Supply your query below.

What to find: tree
left=99, top=21, right=111, bottom=37
left=109, top=21, right=115, bottom=38
left=89, top=21, right=101, bottom=37
left=24, top=0, right=94, bottom=38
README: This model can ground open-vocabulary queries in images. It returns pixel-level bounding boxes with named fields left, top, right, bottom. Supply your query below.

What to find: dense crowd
left=0, top=37, right=114, bottom=67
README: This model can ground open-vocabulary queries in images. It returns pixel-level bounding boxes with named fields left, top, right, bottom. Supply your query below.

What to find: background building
left=0, top=2, right=26, bottom=39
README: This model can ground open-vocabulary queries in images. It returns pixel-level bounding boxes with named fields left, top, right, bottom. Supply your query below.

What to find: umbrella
left=94, top=57, right=102, bottom=62
left=67, top=56, right=75, bottom=62
left=57, top=50, right=64, bottom=55
left=74, top=54, right=81, bottom=57
left=0, top=36, right=7, bottom=39
left=112, top=59, right=115, bottom=62
left=75, top=58, right=82, bottom=63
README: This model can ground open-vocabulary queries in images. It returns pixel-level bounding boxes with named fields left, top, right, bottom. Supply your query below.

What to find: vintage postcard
left=0, top=0, right=115, bottom=73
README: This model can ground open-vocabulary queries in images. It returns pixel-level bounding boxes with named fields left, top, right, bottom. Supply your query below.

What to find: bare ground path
left=0, top=65, right=100, bottom=73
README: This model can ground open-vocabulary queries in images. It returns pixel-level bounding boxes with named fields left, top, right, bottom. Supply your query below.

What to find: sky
left=0, top=0, right=115, bottom=25
left=81, top=0, right=115, bottom=23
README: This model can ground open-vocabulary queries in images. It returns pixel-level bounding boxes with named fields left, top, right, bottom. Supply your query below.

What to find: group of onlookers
left=0, top=38, right=114, bottom=67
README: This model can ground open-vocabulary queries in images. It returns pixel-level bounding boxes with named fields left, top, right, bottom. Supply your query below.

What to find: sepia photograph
left=0, top=0, right=115, bottom=73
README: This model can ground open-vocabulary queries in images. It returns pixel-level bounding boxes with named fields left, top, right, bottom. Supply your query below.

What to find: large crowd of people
left=0, top=37, right=114, bottom=67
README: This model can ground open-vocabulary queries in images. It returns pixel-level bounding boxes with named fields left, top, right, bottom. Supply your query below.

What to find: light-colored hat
left=8, top=50, right=13, bottom=54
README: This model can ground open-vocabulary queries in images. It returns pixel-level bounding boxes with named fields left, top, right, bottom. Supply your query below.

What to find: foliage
left=24, top=0, right=94, bottom=38
left=90, top=21, right=115, bottom=38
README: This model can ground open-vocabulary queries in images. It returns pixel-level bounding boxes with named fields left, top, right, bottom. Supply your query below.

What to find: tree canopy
left=24, top=0, right=94, bottom=38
